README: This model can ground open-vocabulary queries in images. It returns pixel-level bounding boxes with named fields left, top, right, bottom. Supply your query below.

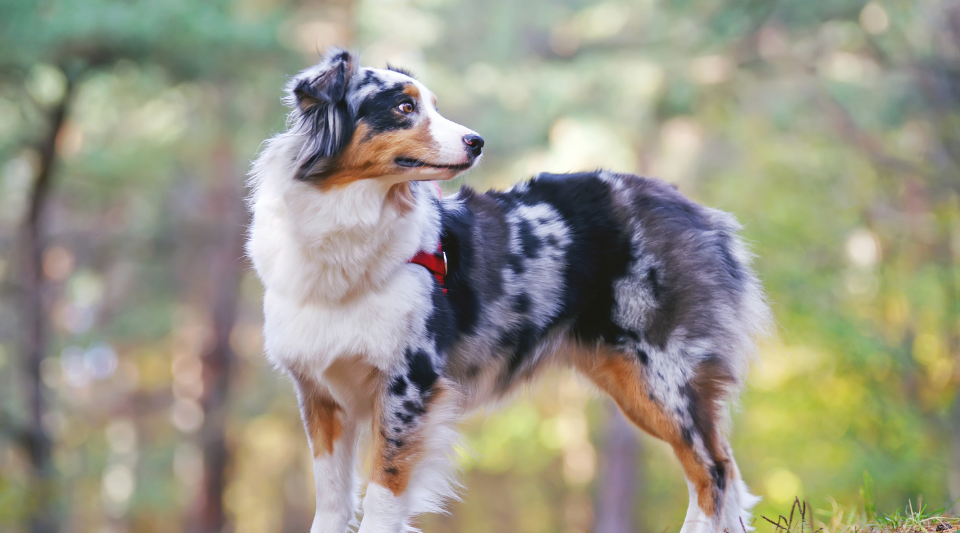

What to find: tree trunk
left=189, top=143, right=247, bottom=533
left=19, top=75, right=75, bottom=533
left=595, top=400, right=643, bottom=533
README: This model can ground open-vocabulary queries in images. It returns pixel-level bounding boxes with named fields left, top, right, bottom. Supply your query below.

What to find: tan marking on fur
left=309, top=114, right=439, bottom=190
left=688, top=357, right=733, bottom=462
left=402, top=84, right=420, bottom=99
left=290, top=370, right=344, bottom=457
left=371, top=381, right=451, bottom=496
left=575, top=355, right=673, bottom=439
left=575, top=353, right=720, bottom=517
left=322, top=356, right=381, bottom=418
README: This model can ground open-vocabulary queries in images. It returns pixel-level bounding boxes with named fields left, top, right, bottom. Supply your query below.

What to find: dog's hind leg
left=576, top=350, right=758, bottom=533
left=290, top=369, right=361, bottom=533
left=358, top=373, right=460, bottom=533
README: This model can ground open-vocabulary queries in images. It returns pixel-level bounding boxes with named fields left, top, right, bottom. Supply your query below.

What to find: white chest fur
left=261, top=266, right=431, bottom=372
left=246, top=137, right=442, bottom=374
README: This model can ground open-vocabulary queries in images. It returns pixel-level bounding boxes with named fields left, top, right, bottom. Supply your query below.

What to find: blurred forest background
left=1, top=0, right=959, bottom=532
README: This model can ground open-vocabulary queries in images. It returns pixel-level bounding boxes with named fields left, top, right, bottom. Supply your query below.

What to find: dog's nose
left=463, top=134, right=484, bottom=157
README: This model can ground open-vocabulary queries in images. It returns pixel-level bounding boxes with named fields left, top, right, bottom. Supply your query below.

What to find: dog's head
left=285, top=48, right=483, bottom=187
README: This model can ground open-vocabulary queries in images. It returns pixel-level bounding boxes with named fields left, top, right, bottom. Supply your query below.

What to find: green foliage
left=0, top=0, right=284, bottom=78
left=1, top=0, right=959, bottom=531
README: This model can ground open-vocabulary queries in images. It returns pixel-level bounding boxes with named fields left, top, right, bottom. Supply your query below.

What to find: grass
left=755, top=495, right=959, bottom=533
left=752, top=473, right=959, bottom=533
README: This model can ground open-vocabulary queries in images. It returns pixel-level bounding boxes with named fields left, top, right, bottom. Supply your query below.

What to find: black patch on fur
left=507, top=172, right=633, bottom=345
left=441, top=206, right=480, bottom=335
left=681, top=427, right=693, bottom=446
left=405, top=349, right=438, bottom=393
left=385, top=466, right=400, bottom=475
left=396, top=411, right=414, bottom=425
left=499, top=322, right=540, bottom=378
left=356, top=84, right=417, bottom=136
left=402, top=400, right=426, bottom=416
left=517, top=219, right=543, bottom=258
left=636, top=348, right=649, bottom=366
left=389, top=376, right=408, bottom=396
left=426, top=284, right=456, bottom=356
left=711, top=462, right=727, bottom=491
left=513, top=293, right=531, bottom=314
left=646, top=267, right=661, bottom=300
left=506, top=254, right=525, bottom=274
left=355, top=69, right=387, bottom=90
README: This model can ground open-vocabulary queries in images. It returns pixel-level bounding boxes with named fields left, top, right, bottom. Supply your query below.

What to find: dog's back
left=437, top=171, right=769, bottom=403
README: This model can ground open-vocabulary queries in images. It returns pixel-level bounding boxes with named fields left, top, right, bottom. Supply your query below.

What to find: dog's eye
left=398, top=102, right=415, bottom=114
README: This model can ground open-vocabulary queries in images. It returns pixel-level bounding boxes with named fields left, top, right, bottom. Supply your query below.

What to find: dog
left=246, top=48, right=772, bottom=533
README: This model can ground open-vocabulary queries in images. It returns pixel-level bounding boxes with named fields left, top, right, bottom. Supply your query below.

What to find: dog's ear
left=289, top=48, right=359, bottom=181
left=293, top=48, right=355, bottom=112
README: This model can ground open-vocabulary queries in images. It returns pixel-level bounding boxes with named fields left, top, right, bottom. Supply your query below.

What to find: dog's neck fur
left=247, top=135, right=442, bottom=303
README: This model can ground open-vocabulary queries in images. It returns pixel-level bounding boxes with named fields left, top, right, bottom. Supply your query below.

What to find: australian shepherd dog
left=247, top=48, right=771, bottom=533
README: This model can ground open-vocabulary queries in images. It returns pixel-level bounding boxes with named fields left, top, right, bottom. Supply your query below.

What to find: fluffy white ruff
left=247, top=134, right=441, bottom=375
left=247, top=133, right=440, bottom=305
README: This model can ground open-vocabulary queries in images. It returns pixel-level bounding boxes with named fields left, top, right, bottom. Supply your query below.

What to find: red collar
left=409, top=182, right=448, bottom=294
left=410, top=242, right=447, bottom=294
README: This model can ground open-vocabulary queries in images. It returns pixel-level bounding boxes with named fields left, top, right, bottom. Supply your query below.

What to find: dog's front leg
left=291, top=370, right=360, bottom=533
left=358, top=372, right=458, bottom=533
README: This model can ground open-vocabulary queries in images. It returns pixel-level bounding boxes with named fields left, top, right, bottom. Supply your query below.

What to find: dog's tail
left=708, top=207, right=775, bottom=392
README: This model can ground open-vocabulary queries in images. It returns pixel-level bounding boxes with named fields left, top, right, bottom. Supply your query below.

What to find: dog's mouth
left=395, top=157, right=474, bottom=171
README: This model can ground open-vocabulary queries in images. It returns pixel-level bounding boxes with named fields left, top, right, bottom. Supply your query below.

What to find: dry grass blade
left=758, top=496, right=960, bottom=533
left=760, top=498, right=824, bottom=533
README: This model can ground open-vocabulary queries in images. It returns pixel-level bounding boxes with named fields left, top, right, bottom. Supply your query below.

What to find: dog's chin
left=394, top=156, right=478, bottom=181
